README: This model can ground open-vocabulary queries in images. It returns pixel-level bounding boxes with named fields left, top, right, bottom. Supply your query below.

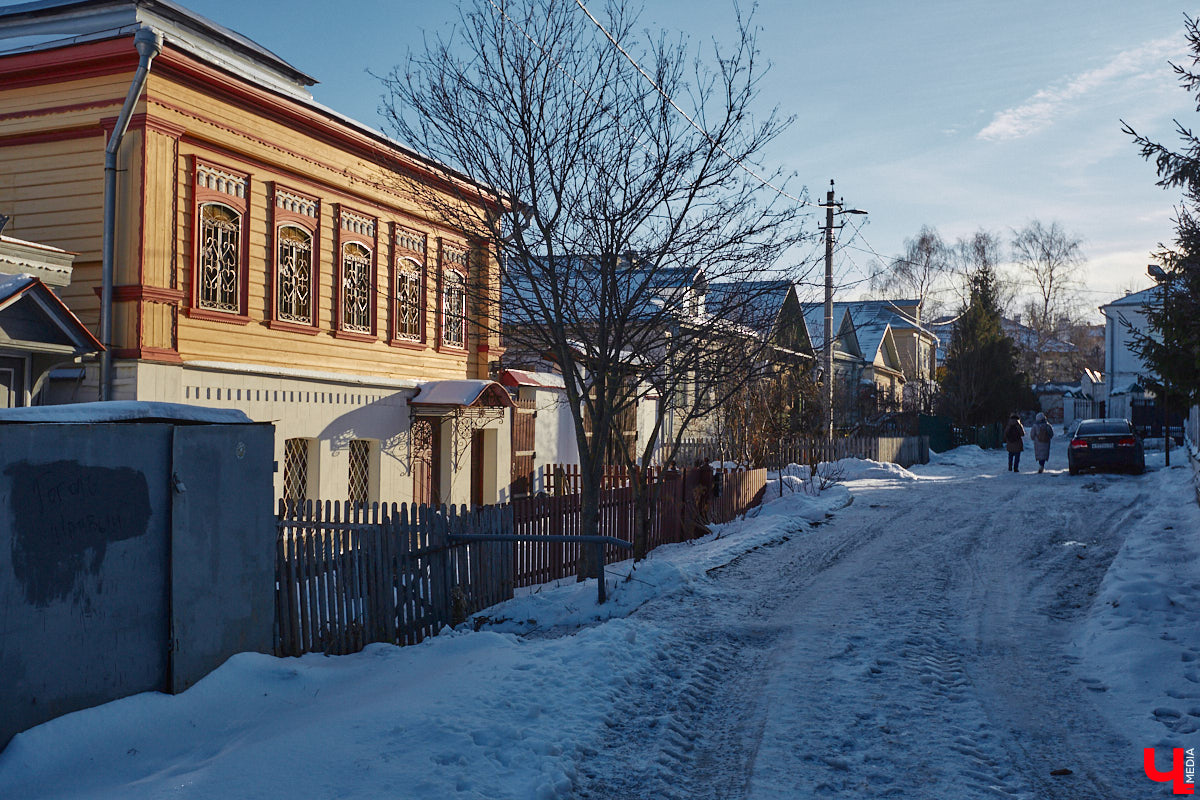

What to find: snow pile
left=833, top=457, right=918, bottom=482
left=925, top=444, right=993, bottom=469
left=1076, top=461, right=1200, bottom=755
left=0, top=471, right=852, bottom=800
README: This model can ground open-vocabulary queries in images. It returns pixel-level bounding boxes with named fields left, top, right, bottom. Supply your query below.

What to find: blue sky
left=181, top=0, right=1194, bottom=315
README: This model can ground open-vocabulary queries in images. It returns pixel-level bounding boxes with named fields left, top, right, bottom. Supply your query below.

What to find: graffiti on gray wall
left=6, top=461, right=151, bottom=607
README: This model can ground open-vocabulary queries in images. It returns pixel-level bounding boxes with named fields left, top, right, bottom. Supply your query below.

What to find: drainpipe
left=100, top=28, right=162, bottom=401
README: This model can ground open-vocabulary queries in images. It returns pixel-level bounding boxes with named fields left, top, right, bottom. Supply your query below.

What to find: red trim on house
left=335, top=204, right=378, bottom=339
left=332, top=330, right=377, bottom=344
left=388, top=339, right=429, bottom=352
left=150, top=45, right=500, bottom=212
left=112, top=346, right=183, bottom=364
left=184, top=308, right=251, bottom=326
left=128, top=112, right=186, bottom=139
left=0, top=97, right=126, bottom=124
left=389, top=221, right=428, bottom=347
left=0, top=38, right=139, bottom=90
left=0, top=125, right=103, bottom=147
left=93, top=285, right=185, bottom=303
left=434, top=237, right=471, bottom=355
left=269, top=182, right=321, bottom=329
left=266, top=319, right=321, bottom=336
left=189, top=156, right=251, bottom=320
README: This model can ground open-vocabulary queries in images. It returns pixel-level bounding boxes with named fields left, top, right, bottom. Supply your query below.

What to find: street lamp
left=819, top=180, right=867, bottom=445
left=1148, top=263, right=1171, bottom=466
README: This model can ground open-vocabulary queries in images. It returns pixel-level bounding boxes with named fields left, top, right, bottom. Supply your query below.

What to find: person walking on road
left=1004, top=412, right=1025, bottom=472
left=1030, top=412, right=1054, bottom=473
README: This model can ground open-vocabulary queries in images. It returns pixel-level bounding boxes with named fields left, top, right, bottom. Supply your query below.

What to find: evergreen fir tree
left=939, top=264, right=1034, bottom=426
left=1124, top=15, right=1200, bottom=406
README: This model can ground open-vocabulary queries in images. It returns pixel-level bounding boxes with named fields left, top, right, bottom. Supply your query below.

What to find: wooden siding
left=0, top=41, right=499, bottom=381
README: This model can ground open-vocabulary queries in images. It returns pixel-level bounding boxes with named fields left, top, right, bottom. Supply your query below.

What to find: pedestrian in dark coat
left=1004, top=413, right=1025, bottom=472
left=1030, top=412, right=1054, bottom=473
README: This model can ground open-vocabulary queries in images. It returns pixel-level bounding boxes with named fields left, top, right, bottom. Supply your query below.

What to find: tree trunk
left=577, top=474, right=601, bottom=581
left=631, top=469, right=652, bottom=561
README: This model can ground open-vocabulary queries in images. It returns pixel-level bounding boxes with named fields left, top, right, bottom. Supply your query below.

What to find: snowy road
left=576, top=446, right=1195, bottom=799
left=2, top=444, right=1197, bottom=799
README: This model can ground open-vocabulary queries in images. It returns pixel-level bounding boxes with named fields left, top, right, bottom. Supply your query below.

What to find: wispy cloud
left=977, top=36, right=1182, bottom=141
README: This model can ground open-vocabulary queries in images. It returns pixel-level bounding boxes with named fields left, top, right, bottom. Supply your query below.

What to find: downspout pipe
left=100, top=28, right=162, bottom=401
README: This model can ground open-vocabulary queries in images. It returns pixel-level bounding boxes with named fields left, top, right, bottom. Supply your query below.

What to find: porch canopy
left=0, top=274, right=102, bottom=404
left=408, top=379, right=515, bottom=416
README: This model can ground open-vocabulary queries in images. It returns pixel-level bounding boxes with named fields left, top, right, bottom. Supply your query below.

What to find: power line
left=571, top=0, right=817, bottom=210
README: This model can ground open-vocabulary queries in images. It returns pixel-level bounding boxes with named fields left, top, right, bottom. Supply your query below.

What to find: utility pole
left=824, top=181, right=835, bottom=445
left=819, top=180, right=867, bottom=445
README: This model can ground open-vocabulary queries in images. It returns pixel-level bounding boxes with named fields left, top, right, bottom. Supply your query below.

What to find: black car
left=1067, top=418, right=1145, bottom=475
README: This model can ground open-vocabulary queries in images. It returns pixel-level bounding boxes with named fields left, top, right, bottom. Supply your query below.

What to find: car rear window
left=1076, top=421, right=1132, bottom=436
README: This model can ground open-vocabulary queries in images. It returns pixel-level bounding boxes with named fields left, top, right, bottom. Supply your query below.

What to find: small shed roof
left=498, top=369, right=566, bottom=389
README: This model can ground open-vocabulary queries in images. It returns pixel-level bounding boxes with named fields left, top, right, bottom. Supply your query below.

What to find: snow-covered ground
left=1, top=442, right=1196, bottom=799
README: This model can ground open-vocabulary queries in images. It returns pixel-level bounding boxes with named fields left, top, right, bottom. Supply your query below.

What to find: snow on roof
left=409, top=380, right=515, bottom=409
left=498, top=369, right=566, bottom=389
left=0, top=272, right=34, bottom=300
left=1100, top=286, right=1160, bottom=311
left=0, top=400, right=254, bottom=424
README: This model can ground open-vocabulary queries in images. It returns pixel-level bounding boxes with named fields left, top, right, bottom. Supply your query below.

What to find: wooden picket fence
left=275, top=467, right=767, bottom=657
left=275, top=500, right=512, bottom=657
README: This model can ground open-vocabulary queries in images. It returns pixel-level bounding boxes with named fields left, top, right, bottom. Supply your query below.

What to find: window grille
left=277, top=226, right=313, bottom=323
left=442, top=270, right=466, bottom=347
left=396, top=260, right=422, bottom=340
left=342, top=243, right=372, bottom=333
left=283, top=438, right=308, bottom=504
left=348, top=439, right=370, bottom=505
left=198, top=203, right=241, bottom=311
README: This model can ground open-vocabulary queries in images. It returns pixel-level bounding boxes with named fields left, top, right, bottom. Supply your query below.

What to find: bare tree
left=378, top=0, right=810, bottom=572
left=869, top=225, right=952, bottom=315
left=1010, top=220, right=1085, bottom=381
left=948, top=229, right=1017, bottom=316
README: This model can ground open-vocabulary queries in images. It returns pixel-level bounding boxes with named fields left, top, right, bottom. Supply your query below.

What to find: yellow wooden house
left=0, top=0, right=511, bottom=507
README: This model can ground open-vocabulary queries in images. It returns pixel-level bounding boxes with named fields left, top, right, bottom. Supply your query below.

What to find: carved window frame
left=189, top=159, right=250, bottom=324
left=391, top=224, right=427, bottom=348
left=439, top=242, right=469, bottom=352
left=270, top=185, right=320, bottom=334
left=335, top=206, right=378, bottom=341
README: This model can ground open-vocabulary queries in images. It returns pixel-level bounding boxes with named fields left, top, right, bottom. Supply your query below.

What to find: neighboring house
left=800, top=300, right=865, bottom=423
left=843, top=312, right=905, bottom=411
left=1000, top=315, right=1076, bottom=383
left=1060, top=367, right=1105, bottom=427
left=0, top=0, right=510, bottom=506
left=0, top=230, right=102, bottom=406
left=831, top=300, right=940, bottom=412
left=1098, top=287, right=1160, bottom=425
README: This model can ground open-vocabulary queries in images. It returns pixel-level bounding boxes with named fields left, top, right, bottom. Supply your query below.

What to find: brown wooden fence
left=275, top=500, right=512, bottom=657
left=275, top=467, right=767, bottom=657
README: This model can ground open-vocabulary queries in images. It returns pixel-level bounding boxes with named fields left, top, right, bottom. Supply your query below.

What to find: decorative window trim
left=269, top=184, right=320, bottom=333
left=188, top=158, right=250, bottom=324
left=391, top=224, right=428, bottom=348
left=439, top=244, right=469, bottom=352
left=335, top=205, right=378, bottom=339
